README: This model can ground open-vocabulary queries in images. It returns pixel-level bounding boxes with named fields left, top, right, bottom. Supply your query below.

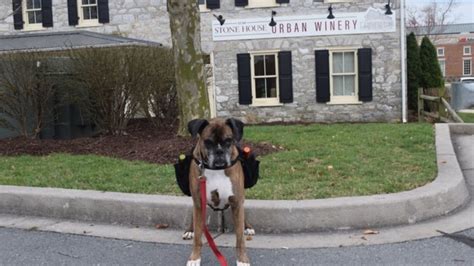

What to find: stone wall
left=0, top=0, right=171, bottom=46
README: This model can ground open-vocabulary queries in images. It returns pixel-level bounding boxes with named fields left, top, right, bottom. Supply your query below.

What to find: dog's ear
left=188, top=119, right=209, bottom=138
left=226, top=118, right=244, bottom=142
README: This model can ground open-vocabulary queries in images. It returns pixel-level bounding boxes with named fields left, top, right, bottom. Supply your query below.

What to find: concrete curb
left=0, top=124, right=471, bottom=233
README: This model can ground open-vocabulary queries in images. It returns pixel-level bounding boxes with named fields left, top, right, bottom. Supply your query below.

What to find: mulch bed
left=0, top=120, right=279, bottom=164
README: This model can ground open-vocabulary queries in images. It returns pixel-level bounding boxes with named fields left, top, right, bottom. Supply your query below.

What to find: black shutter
left=207, top=0, right=220, bottom=9
left=278, top=51, right=293, bottom=103
left=237, top=53, right=252, bottom=105
left=315, top=50, right=330, bottom=103
left=67, top=0, right=78, bottom=26
left=358, top=48, right=373, bottom=102
left=235, top=0, right=248, bottom=7
left=41, top=0, right=53, bottom=27
left=276, top=0, right=290, bottom=3
left=12, top=0, right=23, bottom=30
left=98, top=0, right=110, bottom=24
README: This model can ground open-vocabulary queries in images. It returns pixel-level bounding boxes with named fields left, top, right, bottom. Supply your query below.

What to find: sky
left=406, top=0, right=474, bottom=24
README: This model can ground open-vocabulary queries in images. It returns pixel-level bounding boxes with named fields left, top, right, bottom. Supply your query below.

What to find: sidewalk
left=0, top=124, right=473, bottom=248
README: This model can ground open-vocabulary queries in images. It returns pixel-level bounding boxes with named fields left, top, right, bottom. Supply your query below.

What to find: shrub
left=407, top=32, right=422, bottom=111
left=419, top=36, right=445, bottom=115
left=68, top=46, right=177, bottom=135
left=419, top=36, right=444, bottom=89
left=0, top=51, right=56, bottom=138
left=134, top=47, right=177, bottom=127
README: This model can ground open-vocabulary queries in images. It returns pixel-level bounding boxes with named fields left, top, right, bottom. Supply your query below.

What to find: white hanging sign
left=212, top=8, right=396, bottom=41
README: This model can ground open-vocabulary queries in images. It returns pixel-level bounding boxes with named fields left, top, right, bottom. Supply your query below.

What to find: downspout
left=400, top=0, right=407, bottom=123
left=210, top=52, right=217, bottom=118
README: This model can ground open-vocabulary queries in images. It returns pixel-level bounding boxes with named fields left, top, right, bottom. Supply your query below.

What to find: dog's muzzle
left=212, top=159, right=227, bottom=168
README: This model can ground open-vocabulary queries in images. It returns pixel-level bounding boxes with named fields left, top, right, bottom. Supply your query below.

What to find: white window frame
left=77, top=0, right=100, bottom=27
left=250, top=50, right=281, bottom=107
left=437, top=47, right=445, bottom=57
left=328, top=48, right=360, bottom=105
left=464, top=46, right=472, bottom=56
left=325, top=0, right=354, bottom=3
left=22, top=0, right=43, bottom=31
left=439, top=59, right=446, bottom=77
left=463, top=58, right=472, bottom=76
left=198, top=0, right=209, bottom=12
left=246, top=0, right=279, bottom=9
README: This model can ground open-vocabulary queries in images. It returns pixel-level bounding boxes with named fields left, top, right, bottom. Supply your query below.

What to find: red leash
left=199, top=176, right=228, bottom=266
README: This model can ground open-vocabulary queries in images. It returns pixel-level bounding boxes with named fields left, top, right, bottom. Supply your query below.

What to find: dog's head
left=188, top=118, right=244, bottom=169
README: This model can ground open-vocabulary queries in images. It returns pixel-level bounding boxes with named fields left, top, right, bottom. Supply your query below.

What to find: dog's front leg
left=187, top=206, right=203, bottom=266
left=230, top=197, right=250, bottom=266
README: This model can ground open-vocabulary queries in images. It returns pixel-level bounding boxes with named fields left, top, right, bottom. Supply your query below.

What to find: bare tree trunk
left=167, top=0, right=210, bottom=136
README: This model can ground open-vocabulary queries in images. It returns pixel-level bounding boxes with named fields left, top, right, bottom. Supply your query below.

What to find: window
left=247, top=0, right=278, bottom=8
left=315, top=48, right=372, bottom=104
left=21, top=0, right=42, bottom=30
left=78, top=0, right=98, bottom=26
left=464, top=46, right=472, bottom=56
left=463, top=59, right=472, bottom=76
left=330, top=50, right=359, bottom=103
left=237, top=51, right=292, bottom=105
left=234, top=0, right=289, bottom=8
left=437, top=47, right=445, bottom=57
left=324, top=0, right=354, bottom=3
left=198, top=0, right=208, bottom=11
left=439, top=59, right=446, bottom=77
left=13, top=0, right=52, bottom=30
left=68, top=0, right=108, bottom=26
left=200, top=0, right=220, bottom=10
left=251, top=53, right=279, bottom=105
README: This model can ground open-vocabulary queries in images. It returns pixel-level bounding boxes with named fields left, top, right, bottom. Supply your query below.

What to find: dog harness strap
left=199, top=176, right=228, bottom=266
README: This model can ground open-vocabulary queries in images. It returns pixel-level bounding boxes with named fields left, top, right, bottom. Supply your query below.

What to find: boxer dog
left=186, top=118, right=250, bottom=266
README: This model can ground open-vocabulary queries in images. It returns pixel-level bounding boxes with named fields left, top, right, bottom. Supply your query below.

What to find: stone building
left=0, top=0, right=171, bottom=45
left=0, top=0, right=406, bottom=124
left=199, top=0, right=404, bottom=123
left=408, top=23, right=474, bottom=83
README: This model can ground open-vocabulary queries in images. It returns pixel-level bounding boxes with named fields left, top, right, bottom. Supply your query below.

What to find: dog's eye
left=223, top=138, right=233, bottom=146
left=204, top=139, right=214, bottom=148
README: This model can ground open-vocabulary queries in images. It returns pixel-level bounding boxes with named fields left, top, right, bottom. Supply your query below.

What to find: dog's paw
left=236, top=261, right=250, bottom=266
left=182, top=231, right=194, bottom=240
left=186, top=259, right=201, bottom=266
left=244, top=228, right=255, bottom=236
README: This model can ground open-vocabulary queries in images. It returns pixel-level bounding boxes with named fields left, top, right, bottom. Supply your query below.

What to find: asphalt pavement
left=0, top=227, right=473, bottom=265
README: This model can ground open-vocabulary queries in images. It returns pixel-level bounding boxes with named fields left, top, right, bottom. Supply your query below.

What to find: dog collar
left=193, top=157, right=240, bottom=171
left=208, top=203, right=231, bottom=211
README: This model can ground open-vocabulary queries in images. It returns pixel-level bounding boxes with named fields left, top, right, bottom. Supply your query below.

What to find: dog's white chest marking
left=203, top=169, right=233, bottom=210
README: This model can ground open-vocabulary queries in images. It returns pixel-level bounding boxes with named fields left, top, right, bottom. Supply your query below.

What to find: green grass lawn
left=0, top=123, right=436, bottom=200
left=458, top=112, right=474, bottom=123
left=0, top=154, right=179, bottom=195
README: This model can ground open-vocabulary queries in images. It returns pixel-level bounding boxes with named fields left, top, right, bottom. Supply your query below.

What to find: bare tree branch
left=406, top=0, right=457, bottom=40
left=440, top=0, right=456, bottom=26
left=0, top=6, right=21, bottom=21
